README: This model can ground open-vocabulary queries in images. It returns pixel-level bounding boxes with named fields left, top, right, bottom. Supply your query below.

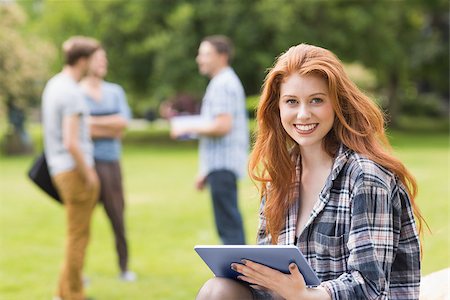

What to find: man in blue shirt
left=172, top=35, right=249, bottom=244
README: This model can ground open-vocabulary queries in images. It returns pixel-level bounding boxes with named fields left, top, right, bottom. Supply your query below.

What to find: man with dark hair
left=201, top=35, right=234, bottom=60
left=42, top=36, right=100, bottom=300
left=62, top=36, right=101, bottom=66
left=172, top=35, right=249, bottom=245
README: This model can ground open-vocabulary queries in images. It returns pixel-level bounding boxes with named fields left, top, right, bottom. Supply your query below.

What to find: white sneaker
left=120, top=270, right=137, bottom=282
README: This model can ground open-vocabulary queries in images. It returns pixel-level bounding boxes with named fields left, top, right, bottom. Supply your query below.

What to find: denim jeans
left=207, top=170, right=245, bottom=245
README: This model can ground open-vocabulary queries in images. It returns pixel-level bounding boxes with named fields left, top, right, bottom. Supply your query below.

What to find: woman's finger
left=237, top=275, right=262, bottom=286
left=289, top=263, right=302, bottom=278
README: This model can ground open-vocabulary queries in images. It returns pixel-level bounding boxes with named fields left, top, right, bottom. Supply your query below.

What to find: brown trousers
left=52, top=169, right=99, bottom=300
left=95, top=160, right=129, bottom=273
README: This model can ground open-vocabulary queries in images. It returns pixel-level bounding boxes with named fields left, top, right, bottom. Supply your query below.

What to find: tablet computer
left=194, top=245, right=321, bottom=287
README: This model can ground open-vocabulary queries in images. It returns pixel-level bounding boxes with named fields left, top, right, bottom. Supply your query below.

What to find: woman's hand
left=231, top=260, right=308, bottom=300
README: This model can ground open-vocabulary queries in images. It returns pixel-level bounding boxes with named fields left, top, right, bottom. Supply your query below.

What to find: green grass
left=0, top=129, right=448, bottom=299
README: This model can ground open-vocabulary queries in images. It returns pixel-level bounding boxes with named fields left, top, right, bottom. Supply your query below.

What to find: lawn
left=0, top=128, right=448, bottom=299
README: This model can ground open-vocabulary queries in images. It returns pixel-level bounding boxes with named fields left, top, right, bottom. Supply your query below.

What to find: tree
left=19, top=0, right=448, bottom=125
left=0, top=2, right=55, bottom=154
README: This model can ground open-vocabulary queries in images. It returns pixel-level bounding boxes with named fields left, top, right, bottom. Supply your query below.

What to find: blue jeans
left=207, top=170, right=246, bottom=245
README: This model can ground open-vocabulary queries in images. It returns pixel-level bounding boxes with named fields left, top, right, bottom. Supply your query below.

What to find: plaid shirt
left=257, top=145, right=421, bottom=299
left=198, top=67, right=249, bottom=178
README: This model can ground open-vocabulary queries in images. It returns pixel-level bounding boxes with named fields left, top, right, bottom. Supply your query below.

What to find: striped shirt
left=85, top=81, right=131, bottom=162
left=198, top=66, right=249, bottom=178
left=257, top=145, right=421, bottom=299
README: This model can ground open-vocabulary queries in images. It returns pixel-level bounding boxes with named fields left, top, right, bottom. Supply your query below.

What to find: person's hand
left=231, top=260, right=308, bottom=300
left=111, top=128, right=124, bottom=139
left=170, top=127, right=183, bottom=139
left=195, top=175, right=207, bottom=191
left=170, top=126, right=191, bottom=139
left=84, top=167, right=99, bottom=190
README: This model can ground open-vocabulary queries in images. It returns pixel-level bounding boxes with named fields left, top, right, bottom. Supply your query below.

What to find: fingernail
left=241, top=259, right=247, bottom=264
left=289, top=263, right=296, bottom=269
left=230, top=263, right=236, bottom=271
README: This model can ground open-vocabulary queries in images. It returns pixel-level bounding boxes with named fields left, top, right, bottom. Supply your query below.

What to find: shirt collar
left=212, top=66, right=232, bottom=79
left=289, top=143, right=352, bottom=240
left=293, top=143, right=352, bottom=185
left=330, top=144, right=352, bottom=181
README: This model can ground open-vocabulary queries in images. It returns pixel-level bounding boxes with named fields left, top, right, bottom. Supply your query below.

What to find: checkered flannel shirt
left=257, top=145, right=421, bottom=299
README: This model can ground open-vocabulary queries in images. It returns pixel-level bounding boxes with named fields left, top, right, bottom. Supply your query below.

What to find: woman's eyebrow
left=280, top=94, right=298, bottom=98
left=280, top=92, right=327, bottom=98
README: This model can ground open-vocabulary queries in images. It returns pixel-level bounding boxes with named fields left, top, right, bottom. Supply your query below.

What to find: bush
left=246, top=95, right=260, bottom=119
left=401, top=92, right=448, bottom=118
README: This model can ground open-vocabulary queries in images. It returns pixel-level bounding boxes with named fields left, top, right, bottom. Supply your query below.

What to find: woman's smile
left=294, top=123, right=318, bottom=134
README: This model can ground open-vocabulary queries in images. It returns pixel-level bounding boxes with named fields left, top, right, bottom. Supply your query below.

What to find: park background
left=0, top=0, right=448, bottom=299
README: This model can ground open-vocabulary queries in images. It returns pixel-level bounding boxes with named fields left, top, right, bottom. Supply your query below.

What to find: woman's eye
left=286, top=99, right=297, bottom=104
left=311, top=98, right=323, bottom=104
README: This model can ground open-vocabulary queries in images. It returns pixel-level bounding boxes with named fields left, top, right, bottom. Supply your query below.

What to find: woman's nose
left=297, top=103, right=311, bottom=120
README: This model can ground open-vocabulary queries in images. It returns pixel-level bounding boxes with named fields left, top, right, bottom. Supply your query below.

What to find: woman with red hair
left=196, top=44, right=423, bottom=299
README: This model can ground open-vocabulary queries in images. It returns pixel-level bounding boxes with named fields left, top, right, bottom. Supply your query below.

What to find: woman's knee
left=196, top=277, right=253, bottom=300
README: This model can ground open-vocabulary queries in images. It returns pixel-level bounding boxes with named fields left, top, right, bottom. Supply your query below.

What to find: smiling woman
left=196, top=43, right=425, bottom=300
left=278, top=73, right=336, bottom=235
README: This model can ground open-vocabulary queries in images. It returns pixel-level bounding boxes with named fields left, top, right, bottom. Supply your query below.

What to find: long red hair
left=249, top=44, right=425, bottom=243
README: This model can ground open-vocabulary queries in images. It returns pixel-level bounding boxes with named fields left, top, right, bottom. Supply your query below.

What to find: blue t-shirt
left=84, top=81, right=131, bottom=161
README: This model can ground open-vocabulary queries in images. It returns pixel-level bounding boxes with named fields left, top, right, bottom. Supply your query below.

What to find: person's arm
left=171, top=113, right=232, bottom=139
left=172, top=80, right=236, bottom=139
left=89, top=84, right=131, bottom=139
left=89, top=114, right=128, bottom=139
left=319, top=181, right=420, bottom=299
left=239, top=195, right=331, bottom=300
left=233, top=258, right=331, bottom=300
left=247, top=181, right=419, bottom=299
left=197, top=113, right=232, bottom=137
left=62, top=114, right=97, bottom=188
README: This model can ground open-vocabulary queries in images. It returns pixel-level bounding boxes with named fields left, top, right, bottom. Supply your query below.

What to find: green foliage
left=0, top=3, right=55, bottom=110
left=246, top=95, right=260, bottom=119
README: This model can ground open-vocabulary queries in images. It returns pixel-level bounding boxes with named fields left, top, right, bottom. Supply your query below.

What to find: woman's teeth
left=295, top=124, right=317, bottom=131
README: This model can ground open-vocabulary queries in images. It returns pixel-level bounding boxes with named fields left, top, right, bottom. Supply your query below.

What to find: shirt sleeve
left=321, top=180, right=420, bottom=300
left=256, top=195, right=272, bottom=245
left=116, top=85, right=132, bottom=121
left=61, top=90, right=84, bottom=117
left=209, top=82, right=234, bottom=117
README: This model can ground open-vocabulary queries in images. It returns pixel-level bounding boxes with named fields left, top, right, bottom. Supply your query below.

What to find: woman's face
left=278, top=73, right=335, bottom=150
left=88, top=48, right=108, bottom=78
